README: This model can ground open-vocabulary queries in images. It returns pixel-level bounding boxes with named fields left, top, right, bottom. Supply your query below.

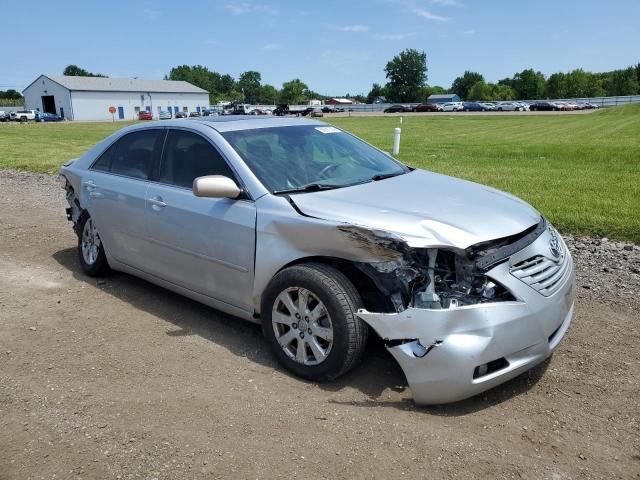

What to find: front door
left=118, top=106, right=124, bottom=119
left=144, top=128, right=256, bottom=310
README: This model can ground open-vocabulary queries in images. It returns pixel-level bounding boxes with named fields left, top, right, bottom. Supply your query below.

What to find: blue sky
left=2, top=0, right=638, bottom=95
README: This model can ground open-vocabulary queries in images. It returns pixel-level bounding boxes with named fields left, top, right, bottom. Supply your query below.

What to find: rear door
left=84, top=128, right=165, bottom=268
left=144, top=128, right=256, bottom=311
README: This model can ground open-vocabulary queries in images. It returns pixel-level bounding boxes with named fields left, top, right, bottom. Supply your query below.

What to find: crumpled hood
left=290, top=169, right=541, bottom=249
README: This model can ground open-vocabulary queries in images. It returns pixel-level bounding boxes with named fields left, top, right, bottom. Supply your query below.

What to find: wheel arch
left=255, top=255, right=394, bottom=319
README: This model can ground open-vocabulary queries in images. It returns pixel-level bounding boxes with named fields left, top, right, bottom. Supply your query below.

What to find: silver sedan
left=59, top=116, right=575, bottom=405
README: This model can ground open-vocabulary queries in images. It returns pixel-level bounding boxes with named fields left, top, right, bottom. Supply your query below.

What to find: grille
left=510, top=254, right=571, bottom=296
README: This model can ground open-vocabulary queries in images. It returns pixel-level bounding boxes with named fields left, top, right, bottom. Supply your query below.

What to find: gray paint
left=60, top=117, right=575, bottom=405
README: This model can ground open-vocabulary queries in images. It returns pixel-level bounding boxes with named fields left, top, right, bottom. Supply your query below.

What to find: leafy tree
left=259, top=84, right=279, bottom=105
left=545, top=72, right=567, bottom=98
left=280, top=79, right=309, bottom=104
left=63, top=64, right=107, bottom=77
left=565, top=69, right=591, bottom=98
left=450, top=71, right=484, bottom=100
left=511, top=69, right=546, bottom=99
left=166, top=65, right=235, bottom=104
left=0, top=89, right=23, bottom=100
left=384, top=49, right=428, bottom=102
left=238, top=70, right=262, bottom=104
left=366, top=83, right=387, bottom=103
left=467, top=81, right=492, bottom=101
left=491, top=84, right=516, bottom=100
left=605, top=67, right=639, bottom=96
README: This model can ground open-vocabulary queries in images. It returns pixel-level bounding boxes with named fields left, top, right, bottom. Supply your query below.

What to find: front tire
left=77, top=212, right=109, bottom=276
left=261, top=263, right=368, bottom=382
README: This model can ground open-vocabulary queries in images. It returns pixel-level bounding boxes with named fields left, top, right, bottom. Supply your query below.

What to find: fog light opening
left=473, top=357, right=510, bottom=379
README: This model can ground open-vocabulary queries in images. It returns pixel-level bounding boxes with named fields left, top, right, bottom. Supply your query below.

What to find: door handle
left=147, top=197, right=166, bottom=208
left=88, top=191, right=104, bottom=199
left=82, top=180, right=97, bottom=189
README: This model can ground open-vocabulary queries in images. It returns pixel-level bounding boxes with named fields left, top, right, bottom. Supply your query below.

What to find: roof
left=113, top=116, right=325, bottom=136
left=327, top=98, right=354, bottom=104
left=428, top=94, right=459, bottom=99
left=28, top=75, right=208, bottom=94
left=196, top=116, right=324, bottom=132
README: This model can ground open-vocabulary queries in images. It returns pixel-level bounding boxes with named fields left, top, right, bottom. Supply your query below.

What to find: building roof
left=29, top=75, right=208, bottom=94
left=327, top=98, right=354, bottom=104
left=428, top=94, right=459, bottom=100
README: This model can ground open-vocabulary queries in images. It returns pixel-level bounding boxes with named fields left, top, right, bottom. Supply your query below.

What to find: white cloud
left=411, top=7, right=449, bottom=21
left=262, top=43, right=280, bottom=50
left=374, top=32, right=416, bottom=40
left=334, top=25, right=370, bottom=33
left=429, top=0, right=459, bottom=6
left=222, top=2, right=278, bottom=15
left=463, top=29, right=475, bottom=35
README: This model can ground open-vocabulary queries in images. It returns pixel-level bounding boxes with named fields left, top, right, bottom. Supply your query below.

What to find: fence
left=0, top=105, right=24, bottom=112
left=251, top=95, right=640, bottom=113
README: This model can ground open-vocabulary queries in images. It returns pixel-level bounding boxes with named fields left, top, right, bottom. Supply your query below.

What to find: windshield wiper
left=370, top=172, right=404, bottom=181
left=272, top=183, right=342, bottom=195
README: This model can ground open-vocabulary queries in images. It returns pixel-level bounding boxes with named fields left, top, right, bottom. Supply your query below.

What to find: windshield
left=221, top=125, right=408, bottom=193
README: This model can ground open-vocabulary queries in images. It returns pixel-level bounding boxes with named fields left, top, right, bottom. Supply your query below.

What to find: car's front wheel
left=261, top=263, right=368, bottom=382
left=77, top=212, right=109, bottom=276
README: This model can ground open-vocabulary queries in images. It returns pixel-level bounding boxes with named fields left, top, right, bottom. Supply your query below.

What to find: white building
left=23, top=75, right=209, bottom=121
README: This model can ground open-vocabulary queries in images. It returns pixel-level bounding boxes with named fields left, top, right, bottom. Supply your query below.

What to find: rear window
left=90, top=130, right=164, bottom=180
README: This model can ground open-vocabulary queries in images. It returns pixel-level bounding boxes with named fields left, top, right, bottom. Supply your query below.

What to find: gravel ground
left=1, top=170, right=638, bottom=479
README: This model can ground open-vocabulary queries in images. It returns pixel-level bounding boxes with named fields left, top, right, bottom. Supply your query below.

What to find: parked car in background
left=248, top=109, right=271, bottom=116
left=159, top=111, right=172, bottom=120
left=529, top=101, right=558, bottom=111
left=175, top=111, right=188, bottom=118
left=496, top=102, right=523, bottom=111
left=36, top=112, right=63, bottom=122
left=384, top=104, right=413, bottom=113
left=0, top=111, right=12, bottom=122
left=310, top=108, right=323, bottom=118
left=479, top=102, right=496, bottom=111
left=440, top=102, right=463, bottom=112
left=414, top=103, right=439, bottom=112
left=462, top=102, right=489, bottom=112
left=10, top=110, right=38, bottom=122
left=189, top=111, right=202, bottom=117
left=138, top=110, right=153, bottom=120
left=59, top=116, right=574, bottom=405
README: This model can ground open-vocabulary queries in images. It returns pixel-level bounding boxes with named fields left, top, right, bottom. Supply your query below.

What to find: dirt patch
left=0, top=170, right=638, bottom=479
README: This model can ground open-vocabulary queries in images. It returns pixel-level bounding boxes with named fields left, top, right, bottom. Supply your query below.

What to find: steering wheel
left=318, top=163, right=339, bottom=179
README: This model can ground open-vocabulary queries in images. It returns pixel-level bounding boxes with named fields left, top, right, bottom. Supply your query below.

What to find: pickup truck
left=11, top=110, right=38, bottom=122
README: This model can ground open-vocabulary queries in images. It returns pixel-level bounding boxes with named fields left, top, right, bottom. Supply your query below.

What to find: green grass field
left=0, top=106, right=638, bottom=242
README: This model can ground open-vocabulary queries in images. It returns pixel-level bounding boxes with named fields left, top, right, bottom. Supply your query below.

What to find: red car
left=414, top=103, right=439, bottom=112
left=138, top=110, right=153, bottom=120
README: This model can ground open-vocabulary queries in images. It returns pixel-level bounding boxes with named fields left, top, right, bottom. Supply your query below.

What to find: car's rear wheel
left=261, top=263, right=368, bottom=382
left=77, top=212, right=109, bottom=276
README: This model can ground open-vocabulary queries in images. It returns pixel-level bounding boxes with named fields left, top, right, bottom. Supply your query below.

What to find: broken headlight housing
left=412, top=249, right=515, bottom=309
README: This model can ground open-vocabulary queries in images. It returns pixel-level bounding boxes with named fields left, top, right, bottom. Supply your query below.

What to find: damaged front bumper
left=357, top=240, right=575, bottom=405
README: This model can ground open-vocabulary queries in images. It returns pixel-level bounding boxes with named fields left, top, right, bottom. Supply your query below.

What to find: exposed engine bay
left=354, top=219, right=547, bottom=312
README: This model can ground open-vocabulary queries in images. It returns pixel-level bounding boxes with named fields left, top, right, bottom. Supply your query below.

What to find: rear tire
left=261, top=263, right=368, bottom=382
left=77, top=212, right=110, bottom=277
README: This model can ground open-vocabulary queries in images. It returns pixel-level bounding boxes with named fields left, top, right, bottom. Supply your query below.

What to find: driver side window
left=160, top=130, right=235, bottom=188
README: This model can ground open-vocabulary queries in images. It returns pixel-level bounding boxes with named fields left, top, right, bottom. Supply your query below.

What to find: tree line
left=24, top=57, right=640, bottom=107
left=447, top=65, right=640, bottom=101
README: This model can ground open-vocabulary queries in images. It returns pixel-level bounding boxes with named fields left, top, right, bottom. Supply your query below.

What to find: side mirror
left=193, top=175, right=241, bottom=199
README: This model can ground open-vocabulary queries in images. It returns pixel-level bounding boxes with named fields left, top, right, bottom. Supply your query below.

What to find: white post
left=393, top=127, right=401, bottom=156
